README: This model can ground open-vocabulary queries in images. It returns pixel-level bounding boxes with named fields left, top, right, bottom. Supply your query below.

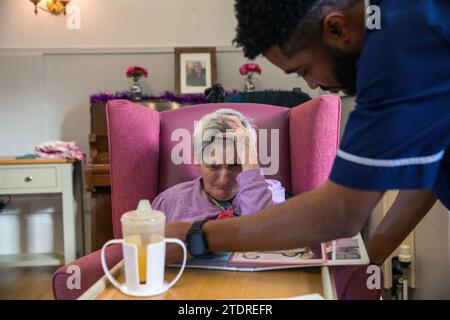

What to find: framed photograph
left=175, top=47, right=217, bottom=94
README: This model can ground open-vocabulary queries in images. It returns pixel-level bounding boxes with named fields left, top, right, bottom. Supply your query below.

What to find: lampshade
left=29, top=0, right=71, bottom=15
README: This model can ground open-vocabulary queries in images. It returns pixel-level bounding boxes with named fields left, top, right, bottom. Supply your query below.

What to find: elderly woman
left=152, top=108, right=285, bottom=222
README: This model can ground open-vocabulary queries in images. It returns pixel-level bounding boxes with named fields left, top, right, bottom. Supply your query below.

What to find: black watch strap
left=186, top=220, right=210, bottom=256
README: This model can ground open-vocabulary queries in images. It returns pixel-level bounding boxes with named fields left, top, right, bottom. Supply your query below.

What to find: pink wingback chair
left=52, top=95, right=380, bottom=300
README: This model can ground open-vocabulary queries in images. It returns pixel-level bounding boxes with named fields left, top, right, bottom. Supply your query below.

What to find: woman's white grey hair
left=193, top=108, right=256, bottom=164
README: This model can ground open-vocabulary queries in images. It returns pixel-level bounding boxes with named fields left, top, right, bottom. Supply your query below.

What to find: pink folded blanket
left=35, top=140, right=85, bottom=160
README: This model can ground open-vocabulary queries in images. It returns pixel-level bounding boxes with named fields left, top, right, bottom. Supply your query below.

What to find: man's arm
left=166, top=180, right=383, bottom=256
left=367, top=190, right=437, bottom=266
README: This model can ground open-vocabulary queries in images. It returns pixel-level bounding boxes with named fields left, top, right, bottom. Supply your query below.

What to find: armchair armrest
left=332, top=264, right=383, bottom=300
left=52, top=244, right=122, bottom=300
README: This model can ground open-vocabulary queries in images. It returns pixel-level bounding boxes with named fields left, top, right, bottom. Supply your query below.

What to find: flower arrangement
left=126, top=66, right=148, bottom=79
left=239, top=63, right=262, bottom=92
left=126, top=66, right=148, bottom=100
left=239, top=63, right=262, bottom=76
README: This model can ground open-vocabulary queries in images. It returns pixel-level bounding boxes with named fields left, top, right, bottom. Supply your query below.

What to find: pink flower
left=126, top=66, right=148, bottom=78
left=239, top=63, right=262, bottom=76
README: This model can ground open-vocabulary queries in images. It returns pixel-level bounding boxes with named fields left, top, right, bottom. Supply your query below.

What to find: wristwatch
left=186, top=220, right=210, bottom=256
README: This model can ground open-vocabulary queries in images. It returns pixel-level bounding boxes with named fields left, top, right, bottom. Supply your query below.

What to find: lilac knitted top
left=152, top=169, right=286, bottom=222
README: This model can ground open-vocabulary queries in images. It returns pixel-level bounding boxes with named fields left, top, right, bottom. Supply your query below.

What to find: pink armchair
left=52, top=95, right=380, bottom=300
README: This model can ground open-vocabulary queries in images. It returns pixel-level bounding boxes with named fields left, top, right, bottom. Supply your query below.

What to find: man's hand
left=165, top=221, right=192, bottom=265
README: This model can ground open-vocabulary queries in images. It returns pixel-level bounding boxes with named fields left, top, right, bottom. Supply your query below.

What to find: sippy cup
left=101, top=200, right=187, bottom=297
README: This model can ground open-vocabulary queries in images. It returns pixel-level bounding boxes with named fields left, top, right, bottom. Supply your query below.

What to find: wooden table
left=79, top=262, right=336, bottom=300
left=0, top=158, right=82, bottom=266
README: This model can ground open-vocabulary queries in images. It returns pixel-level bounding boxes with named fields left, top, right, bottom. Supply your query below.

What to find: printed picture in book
left=229, top=244, right=327, bottom=266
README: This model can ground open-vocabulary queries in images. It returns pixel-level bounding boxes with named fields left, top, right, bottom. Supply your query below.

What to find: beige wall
left=0, top=0, right=237, bottom=47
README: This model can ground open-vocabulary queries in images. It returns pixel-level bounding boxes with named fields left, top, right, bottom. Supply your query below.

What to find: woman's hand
left=221, top=116, right=259, bottom=171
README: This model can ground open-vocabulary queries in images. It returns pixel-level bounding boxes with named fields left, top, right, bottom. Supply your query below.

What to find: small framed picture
left=174, top=47, right=217, bottom=94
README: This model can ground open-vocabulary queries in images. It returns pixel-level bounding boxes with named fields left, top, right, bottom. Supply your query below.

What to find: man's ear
left=322, top=12, right=351, bottom=49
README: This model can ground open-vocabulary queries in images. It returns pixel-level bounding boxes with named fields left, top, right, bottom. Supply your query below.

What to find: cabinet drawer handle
left=24, top=176, right=33, bottom=182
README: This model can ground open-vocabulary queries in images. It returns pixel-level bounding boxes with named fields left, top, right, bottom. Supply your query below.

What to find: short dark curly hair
left=233, top=0, right=360, bottom=59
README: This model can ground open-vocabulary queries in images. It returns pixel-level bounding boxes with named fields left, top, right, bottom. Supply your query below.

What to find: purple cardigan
left=152, top=169, right=286, bottom=222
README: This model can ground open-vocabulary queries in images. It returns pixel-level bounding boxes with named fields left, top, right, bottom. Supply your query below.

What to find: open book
left=172, top=234, right=369, bottom=272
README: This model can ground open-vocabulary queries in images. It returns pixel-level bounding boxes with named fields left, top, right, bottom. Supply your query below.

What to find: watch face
left=188, top=232, right=207, bottom=256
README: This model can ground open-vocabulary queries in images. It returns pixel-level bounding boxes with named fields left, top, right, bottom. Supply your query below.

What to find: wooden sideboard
left=85, top=100, right=181, bottom=251
left=0, top=158, right=79, bottom=266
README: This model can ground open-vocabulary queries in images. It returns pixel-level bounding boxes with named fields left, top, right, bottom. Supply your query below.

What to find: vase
left=130, top=76, right=143, bottom=100
left=244, top=74, right=255, bottom=92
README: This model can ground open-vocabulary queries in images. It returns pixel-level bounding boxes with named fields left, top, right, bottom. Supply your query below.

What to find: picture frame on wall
left=174, top=47, right=217, bottom=94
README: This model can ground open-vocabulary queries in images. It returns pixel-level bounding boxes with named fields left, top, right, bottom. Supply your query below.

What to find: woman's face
left=196, top=143, right=242, bottom=201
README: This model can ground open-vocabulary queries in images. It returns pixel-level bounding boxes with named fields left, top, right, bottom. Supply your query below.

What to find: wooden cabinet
left=86, top=100, right=181, bottom=251
left=0, top=158, right=78, bottom=266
